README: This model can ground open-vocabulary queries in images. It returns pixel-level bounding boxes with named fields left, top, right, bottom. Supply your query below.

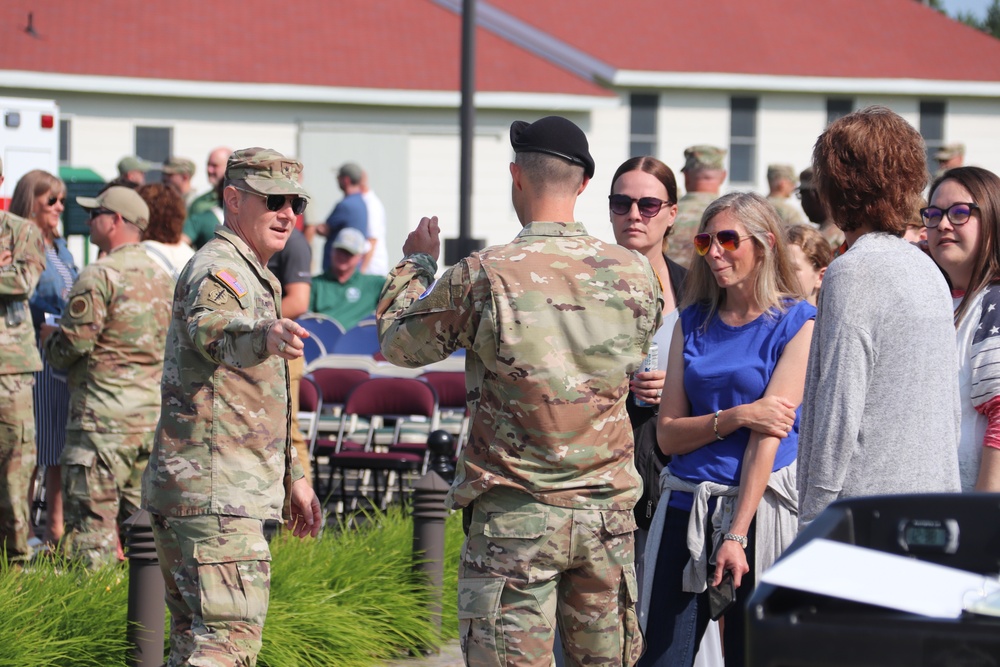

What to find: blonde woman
left=640, top=193, right=814, bottom=667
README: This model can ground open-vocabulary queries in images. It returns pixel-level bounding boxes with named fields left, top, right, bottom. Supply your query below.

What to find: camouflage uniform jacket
left=143, top=226, right=303, bottom=521
left=44, top=244, right=172, bottom=432
left=0, top=211, right=45, bottom=375
left=666, top=192, right=719, bottom=268
left=378, top=221, right=663, bottom=511
left=767, top=195, right=807, bottom=226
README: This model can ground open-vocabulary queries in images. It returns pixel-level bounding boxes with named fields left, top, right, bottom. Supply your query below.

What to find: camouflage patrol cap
left=510, top=116, right=595, bottom=178
left=117, top=156, right=152, bottom=176
left=76, top=186, right=150, bottom=231
left=681, top=145, right=726, bottom=172
left=934, top=143, right=965, bottom=161
left=226, top=147, right=311, bottom=200
left=798, top=167, right=816, bottom=190
left=767, top=164, right=797, bottom=184
left=162, top=157, right=196, bottom=176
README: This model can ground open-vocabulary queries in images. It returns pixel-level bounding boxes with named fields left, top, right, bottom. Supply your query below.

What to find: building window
left=629, top=93, right=658, bottom=158
left=919, top=101, right=946, bottom=170
left=730, top=97, right=758, bottom=184
left=135, top=126, right=172, bottom=181
left=59, top=118, right=71, bottom=164
left=826, top=98, right=853, bottom=125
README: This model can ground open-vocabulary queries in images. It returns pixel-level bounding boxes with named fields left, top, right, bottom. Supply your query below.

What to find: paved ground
left=381, top=640, right=463, bottom=667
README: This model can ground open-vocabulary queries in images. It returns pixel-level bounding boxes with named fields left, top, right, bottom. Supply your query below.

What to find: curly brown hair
left=812, top=105, right=928, bottom=235
left=136, top=183, right=186, bottom=244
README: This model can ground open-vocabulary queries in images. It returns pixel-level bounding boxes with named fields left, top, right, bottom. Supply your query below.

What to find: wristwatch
left=724, top=533, right=748, bottom=549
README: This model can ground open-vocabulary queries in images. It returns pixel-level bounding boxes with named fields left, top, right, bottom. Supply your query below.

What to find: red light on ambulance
left=41, top=114, right=54, bottom=129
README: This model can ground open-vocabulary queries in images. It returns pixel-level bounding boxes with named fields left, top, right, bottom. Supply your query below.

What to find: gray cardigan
left=798, top=232, right=961, bottom=528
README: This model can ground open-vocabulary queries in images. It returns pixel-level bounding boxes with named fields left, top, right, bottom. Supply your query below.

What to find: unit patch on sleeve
left=67, top=293, right=94, bottom=323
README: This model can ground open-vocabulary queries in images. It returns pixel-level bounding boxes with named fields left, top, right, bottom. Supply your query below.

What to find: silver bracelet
left=713, top=409, right=725, bottom=441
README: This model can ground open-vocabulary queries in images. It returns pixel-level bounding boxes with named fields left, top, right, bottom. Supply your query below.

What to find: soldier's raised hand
left=402, top=216, right=440, bottom=261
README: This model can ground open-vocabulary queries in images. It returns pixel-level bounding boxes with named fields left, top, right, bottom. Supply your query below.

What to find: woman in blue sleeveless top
left=639, top=192, right=815, bottom=667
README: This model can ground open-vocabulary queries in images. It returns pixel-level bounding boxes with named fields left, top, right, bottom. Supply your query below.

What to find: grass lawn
left=0, top=508, right=463, bottom=667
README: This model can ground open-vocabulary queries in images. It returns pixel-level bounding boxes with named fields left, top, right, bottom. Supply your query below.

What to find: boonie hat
left=510, top=116, right=595, bottom=179
left=681, top=145, right=726, bottom=172
left=76, top=186, right=150, bottom=231
left=333, top=227, right=366, bottom=256
left=162, top=157, right=196, bottom=176
left=117, top=156, right=152, bottom=176
left=226, top=148, right=310, bottom=199
left=934, top=143, right=965, bottom=161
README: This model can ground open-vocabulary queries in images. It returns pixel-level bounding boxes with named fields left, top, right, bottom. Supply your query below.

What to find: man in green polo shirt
left=309, top=227, right=384, bottom=330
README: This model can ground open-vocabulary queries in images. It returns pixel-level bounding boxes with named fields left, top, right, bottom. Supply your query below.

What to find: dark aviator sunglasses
left=234, top=187, right=308, bottom=216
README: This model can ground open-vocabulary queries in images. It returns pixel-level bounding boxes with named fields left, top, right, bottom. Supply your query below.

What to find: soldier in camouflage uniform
left=0, top=157, right=47, bottom=563
left=143, top=148, right=321, bottom=667
left=41, top=186, right=172, bottom=568
left=766, top=164, right=807, bottom=226
left=666, top=146, right=727, bottom=268
left=378, top=116, right=662, bottom=667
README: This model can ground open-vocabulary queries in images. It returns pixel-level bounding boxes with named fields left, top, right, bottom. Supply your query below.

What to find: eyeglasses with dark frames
left=608, top=194, right=672, bottom=218
left=47, top=195, right=66, bottom=206
left=88, top=208, right=115, bottom=220
left=233, top=187, right=308, bottom=216
left=920, top=202, right=979, bottom=229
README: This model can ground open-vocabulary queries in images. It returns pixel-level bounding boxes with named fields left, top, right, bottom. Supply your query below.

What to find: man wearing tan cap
left=41, top=186, right=173, bottom=569
left=116, top=156, right=151, bottom=186
left=666, top=145, right=727, bottom=267
left=144, top=148, right=321, bottom=665
left=935, top=143, right=965, bottom=176
left=766, top=164, right=806, bottom=226
left=162, top=156, right=197, bottom=207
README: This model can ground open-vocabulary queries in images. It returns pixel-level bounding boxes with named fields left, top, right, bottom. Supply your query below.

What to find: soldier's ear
left=223, top=185, right=241, bottom=213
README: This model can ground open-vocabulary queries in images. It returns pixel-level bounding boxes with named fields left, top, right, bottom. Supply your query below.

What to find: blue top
left=667, top=299, right=816, bottom=511
left=322, top=193, right=368, bottom=273
left=30, top=238, right=79, bottom=336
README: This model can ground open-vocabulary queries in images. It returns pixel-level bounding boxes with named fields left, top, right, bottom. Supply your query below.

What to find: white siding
left=947, top=99, right=1000, bottom=175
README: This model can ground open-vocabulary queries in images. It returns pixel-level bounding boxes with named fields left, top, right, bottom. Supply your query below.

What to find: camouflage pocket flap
left=602, top=509, right=638, bottom=537
left=193, top=532, right=272, bottom=565
left=456, top=577, right=504, bottom=620
left=61, top=445, right=97, bottom=468
left=483, top=511, right=547, bottom=539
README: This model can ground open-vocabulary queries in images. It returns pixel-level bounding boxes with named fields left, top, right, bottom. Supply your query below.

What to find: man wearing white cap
left=309, top=227, right=385, bottom=330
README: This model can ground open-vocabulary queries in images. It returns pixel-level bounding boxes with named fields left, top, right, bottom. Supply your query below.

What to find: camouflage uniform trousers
left=0, top=373, right=36, bottom=561
left=151, top=514, right=271, bottom=667
left=287, top=355, right=311, bottom=486
left=458, top=487, right=643, bottom=667
left=61, top=429, right=151, bottom=568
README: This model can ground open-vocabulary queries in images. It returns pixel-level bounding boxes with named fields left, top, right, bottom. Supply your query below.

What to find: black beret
left=509, top=116, right=595, bottom=179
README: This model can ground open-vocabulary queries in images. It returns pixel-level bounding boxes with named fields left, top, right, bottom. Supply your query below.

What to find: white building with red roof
left=2, top=0, right=999, bottom=253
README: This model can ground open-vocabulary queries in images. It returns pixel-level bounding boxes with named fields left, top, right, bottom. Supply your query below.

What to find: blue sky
left=941, top=0, right=993, bottom=19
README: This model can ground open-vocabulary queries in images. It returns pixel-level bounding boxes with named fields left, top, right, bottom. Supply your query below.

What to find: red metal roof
left=0, top=0, right=609, bottom=97
left=2, top=0, right=998, bottom=96
left=489, top=0, right=1000, bottom=82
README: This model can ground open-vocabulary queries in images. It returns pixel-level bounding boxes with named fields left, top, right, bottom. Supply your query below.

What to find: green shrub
left=0, top=509, right=463, bottom=667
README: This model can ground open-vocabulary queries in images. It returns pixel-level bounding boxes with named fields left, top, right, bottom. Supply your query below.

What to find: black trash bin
left=746, top=493, right=1000, bottom=666
left=60, top=166, right=105, bottom=237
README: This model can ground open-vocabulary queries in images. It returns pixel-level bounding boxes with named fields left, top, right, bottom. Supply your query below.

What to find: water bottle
left=633, top=341, right=658, bottom=408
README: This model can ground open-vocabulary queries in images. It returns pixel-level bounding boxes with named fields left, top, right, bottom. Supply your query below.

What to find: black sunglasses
left=89, top=207, right=115, bottom=220
left=608, top=194, right=672, bottom=218
left=47, top=195, right=66, bottom=206
left=234, top=187, right=308, bottom=216
left=920, top=202, right=979, bottom=229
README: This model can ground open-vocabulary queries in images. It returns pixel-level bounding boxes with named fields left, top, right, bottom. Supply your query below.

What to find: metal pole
left=445, top=0, right=486, bottom=265
left=411, top=431, right=455, bottom=637
left=123, top=509, right=165, bottom=667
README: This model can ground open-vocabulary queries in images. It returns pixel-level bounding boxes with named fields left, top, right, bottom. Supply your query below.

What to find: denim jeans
left=638, top=506, right=756, bottom=667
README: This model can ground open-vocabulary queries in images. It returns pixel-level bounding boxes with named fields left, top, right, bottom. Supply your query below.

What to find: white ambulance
left=0, top=96, right=60, bottom=209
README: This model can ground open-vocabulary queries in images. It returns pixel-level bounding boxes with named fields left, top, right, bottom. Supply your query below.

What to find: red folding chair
left=327, top=377, right=439, bottom=516
left=309, top=367, right=371, bottom=495
left=419, top=371, right=470, bottom=459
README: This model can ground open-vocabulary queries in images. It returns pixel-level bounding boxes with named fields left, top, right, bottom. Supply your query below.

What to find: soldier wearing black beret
left=377, top=114, right=662, bottom=664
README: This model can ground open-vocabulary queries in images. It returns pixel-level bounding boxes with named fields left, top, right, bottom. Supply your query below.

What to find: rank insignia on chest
left=215, top=270, right=248, bottom=298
